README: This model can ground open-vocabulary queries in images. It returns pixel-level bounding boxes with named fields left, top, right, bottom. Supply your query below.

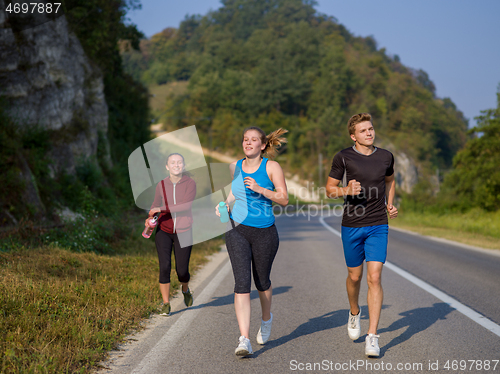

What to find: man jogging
left=326, top=113, right=398, bottom=357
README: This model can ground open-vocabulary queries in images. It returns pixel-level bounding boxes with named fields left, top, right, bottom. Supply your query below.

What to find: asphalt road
left=99, top=213, right=500, bottom=374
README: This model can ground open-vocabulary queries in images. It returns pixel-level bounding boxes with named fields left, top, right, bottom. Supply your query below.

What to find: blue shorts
left=341, top=224, right=388, bottom=268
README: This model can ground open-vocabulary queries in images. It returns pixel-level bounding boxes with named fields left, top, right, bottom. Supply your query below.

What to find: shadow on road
left=378, top=302, right=454, bottom=355
left=248, top=303, right=453, bottom=358
left=170, top=286, right=293, bottom=316
left=251, top=308, right=350, bottom=358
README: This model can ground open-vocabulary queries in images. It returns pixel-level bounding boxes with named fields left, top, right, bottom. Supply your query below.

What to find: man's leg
left=342, top=226, right=365, bottom=315
left=342, top=226, right=366, bottom=340
left=366, top=261, right=383, bottom=334
left=346, top=264, right=363, bottom=315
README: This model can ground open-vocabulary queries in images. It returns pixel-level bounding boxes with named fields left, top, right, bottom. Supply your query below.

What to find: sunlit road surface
left=99, top=213, right=500, bottom=374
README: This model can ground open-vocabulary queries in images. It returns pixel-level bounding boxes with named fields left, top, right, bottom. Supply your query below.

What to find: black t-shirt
left=329, top=146, right=394, bottom=227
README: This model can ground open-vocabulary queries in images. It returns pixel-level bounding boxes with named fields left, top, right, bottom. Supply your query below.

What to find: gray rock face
left=0, top=2, right=110, bottom=175
left=394, top=151, right=418, bottom=194
left=374, top=138, right=419, bottom=194
left=0, top=2, right=111, bottom=221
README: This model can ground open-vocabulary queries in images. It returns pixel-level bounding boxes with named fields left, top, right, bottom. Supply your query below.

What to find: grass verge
left=390, top=207, right=500, bottom=251
left=0, top=217, right=223, bottom=373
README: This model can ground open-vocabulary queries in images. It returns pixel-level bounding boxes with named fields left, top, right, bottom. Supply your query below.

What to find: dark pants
left=155, top=228, right=193, bottom=284
left=225, top=222, right=279, bottom=293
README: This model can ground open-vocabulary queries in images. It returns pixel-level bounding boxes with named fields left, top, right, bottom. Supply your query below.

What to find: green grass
left=390, top=207, right=500, bottom=250
left=0, top=217, right=223, bottom=373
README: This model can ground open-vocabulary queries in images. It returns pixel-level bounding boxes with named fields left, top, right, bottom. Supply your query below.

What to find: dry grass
left=0, top=222, right=223, bottom=373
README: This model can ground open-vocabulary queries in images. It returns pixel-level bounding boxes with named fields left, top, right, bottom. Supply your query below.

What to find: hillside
left=121, top=0, right=468, bottom=186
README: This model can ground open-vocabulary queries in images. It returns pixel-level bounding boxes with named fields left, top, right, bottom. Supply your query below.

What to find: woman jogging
left=216, top=127, right=288, bottom=357
left=146, top=153, right=196, bottom=316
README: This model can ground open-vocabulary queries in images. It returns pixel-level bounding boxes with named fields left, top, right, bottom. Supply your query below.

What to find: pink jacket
left=150, top=175, right=196, bottom=233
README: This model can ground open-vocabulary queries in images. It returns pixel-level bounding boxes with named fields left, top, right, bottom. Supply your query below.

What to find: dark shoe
left=159, top=302, right=171, bottom=316
left=183, top=288, right=193, bottom=307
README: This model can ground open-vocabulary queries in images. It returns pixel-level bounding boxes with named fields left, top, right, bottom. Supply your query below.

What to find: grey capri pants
left=225, top=220, right=279, bottom=294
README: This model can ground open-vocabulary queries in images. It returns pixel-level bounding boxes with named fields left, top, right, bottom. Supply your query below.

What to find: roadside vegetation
left=0, top=217, right=223, bottom=373
left=393, top=89, right=500, bottom=250
left=390, top=208, right=500, bottom=250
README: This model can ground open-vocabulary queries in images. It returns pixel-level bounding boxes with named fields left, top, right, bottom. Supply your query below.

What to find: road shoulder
left=95, top=246, right=229, bottom=373
left=389, top=225, right=500, bottom=257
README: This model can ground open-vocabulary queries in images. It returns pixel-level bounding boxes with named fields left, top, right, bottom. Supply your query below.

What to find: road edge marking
left=131, top=260, right=232, bottom=374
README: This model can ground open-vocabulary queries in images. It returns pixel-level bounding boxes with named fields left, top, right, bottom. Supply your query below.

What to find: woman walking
left=216, top=127, right=288, bottom=357
left=146, top=153, right=196, bottom=316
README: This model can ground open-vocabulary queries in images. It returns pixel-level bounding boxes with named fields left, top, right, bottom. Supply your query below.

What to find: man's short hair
left=348, top=113, right=372, bottom=135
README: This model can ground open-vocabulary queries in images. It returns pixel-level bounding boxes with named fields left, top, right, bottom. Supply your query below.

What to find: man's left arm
left=385, top=174, right=398, bottom=219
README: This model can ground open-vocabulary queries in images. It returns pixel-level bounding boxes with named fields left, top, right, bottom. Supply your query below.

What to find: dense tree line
left=122, top=0, right=468, bottom=181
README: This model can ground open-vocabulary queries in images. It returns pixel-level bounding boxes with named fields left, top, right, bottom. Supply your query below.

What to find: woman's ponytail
left=263, top=128, right=288, bottom=159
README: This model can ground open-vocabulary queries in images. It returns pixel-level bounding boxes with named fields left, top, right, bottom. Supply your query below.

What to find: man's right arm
left=326, top=177, right=362, bottom=198
left=327, top=152, right=362, bottom=198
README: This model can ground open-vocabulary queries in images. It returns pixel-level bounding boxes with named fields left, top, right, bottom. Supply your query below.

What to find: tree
left=440, top=87, right=500, bottom=211
left=123, top=0, right=468, bottom=182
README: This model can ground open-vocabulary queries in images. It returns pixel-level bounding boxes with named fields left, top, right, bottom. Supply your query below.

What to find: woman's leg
left=225, top=223, right=253, bottom=338
left=251, top=224, right=279, bottom=320
left=172, top=230, right=192, bottom=292
left=159, top=283, right=170, bottom=304
left=258, top=287, right=273, bottom=322
left=155, top=229, right=174, bottom=304
left=234, top=293, right=251, bottom=338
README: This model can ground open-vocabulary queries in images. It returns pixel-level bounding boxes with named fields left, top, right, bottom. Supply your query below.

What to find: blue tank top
left=230, top=158, right=275, bottom=228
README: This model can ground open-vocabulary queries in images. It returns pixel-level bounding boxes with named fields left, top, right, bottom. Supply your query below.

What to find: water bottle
left=218, top=202, right=229, bottom=223
left=142, top=215, right=158, bottom=238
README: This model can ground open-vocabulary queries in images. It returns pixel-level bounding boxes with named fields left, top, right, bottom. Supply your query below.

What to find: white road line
left=318, top=216, right=500, bottom=338
left=131, top=261, right=232, bottom=374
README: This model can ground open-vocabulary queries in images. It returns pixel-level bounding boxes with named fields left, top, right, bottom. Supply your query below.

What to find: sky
left=127, top=0, right=500, bottom=127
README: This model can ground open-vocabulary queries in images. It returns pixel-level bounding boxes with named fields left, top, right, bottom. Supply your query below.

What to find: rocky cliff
left=375, top=138, right=419, bottom=194
left=0, top=0, right=110, bottom=221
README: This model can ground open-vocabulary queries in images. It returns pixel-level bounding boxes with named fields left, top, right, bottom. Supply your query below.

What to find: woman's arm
left=149, top=182, right=164, bottom=217
left=225, top=161, right=237, bottom=205
left=244, top=160, right=288, bottom=206
left=215, top=162, right=237, bottom=216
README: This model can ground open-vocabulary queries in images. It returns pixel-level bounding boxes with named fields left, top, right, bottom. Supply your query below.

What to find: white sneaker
left=256, top=313, right=273, bottom=344
left=347, top=309, right=361, bottom=340
left=365, top=334, right=380, bottom=357
left=235, top=336, right=253, bottom=357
